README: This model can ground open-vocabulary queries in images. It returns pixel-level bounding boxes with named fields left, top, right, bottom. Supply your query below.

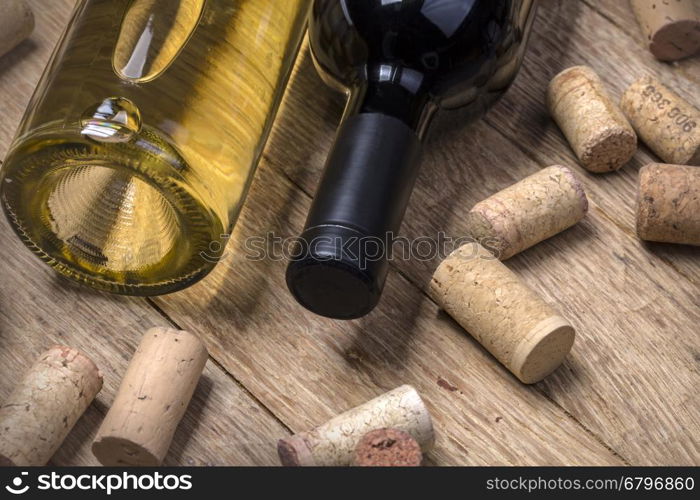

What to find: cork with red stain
left=352, top=428, right=423, bottom=466
left=277, top=385, right=434, bottom=466
left=464, top=165, right=588, bottom=260
left=0, top=346, right=103, bottom=466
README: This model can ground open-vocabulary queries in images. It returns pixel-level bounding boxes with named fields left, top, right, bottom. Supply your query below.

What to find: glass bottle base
left=0, top=124, right=225, bottom=295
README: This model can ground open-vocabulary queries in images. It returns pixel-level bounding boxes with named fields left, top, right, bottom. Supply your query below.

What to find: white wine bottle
left=0, top=0, right=309, bottom=294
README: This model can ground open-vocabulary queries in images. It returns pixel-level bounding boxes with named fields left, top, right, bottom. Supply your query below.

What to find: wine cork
left=429, top=243, right=575, bottom=384
left=547, top=65, right=637, bottom=173
left=636, top=163, right=700, bottom=246
left=352, top=428, right=423, bottom=466
left=621, top=76, right=700, bottom=166
left=630, top=0, right=700, bottom=61
left=277, top=385, right=434, bottom=466
left=0, top=346, right=103, bottom=466
left=92, top=327, right=208, bottom=466
left=0, top=0, right=34, bottom=58
left=465, top=165, right=588, bottom=260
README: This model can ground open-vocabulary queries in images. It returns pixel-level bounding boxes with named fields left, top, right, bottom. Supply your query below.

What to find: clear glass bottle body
left=0, top=0, right=309, bottom=295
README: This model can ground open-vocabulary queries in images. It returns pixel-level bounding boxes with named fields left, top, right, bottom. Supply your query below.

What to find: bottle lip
left=286, top=224, right=385, bottom=319
left=0, top=125, right=223, bottom=296
left=286, top=256, right=381, bottom=320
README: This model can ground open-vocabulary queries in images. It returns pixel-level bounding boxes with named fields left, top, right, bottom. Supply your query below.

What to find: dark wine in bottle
left=287, top=0, right=538, bottom=319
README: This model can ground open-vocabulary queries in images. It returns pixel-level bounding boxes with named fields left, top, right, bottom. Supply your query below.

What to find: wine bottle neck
left=286, top=112, right=423, bottom=319
left=344, top=71, right=437, bottom=139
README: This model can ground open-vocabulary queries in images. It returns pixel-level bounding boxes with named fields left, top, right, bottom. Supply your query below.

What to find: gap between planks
left=1, top=0, right=687, bottom=465
left=145, top=297, right=294, bottom=435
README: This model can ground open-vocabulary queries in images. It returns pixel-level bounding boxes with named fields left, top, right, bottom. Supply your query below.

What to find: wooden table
left=0, top=0, right=698, bottom=466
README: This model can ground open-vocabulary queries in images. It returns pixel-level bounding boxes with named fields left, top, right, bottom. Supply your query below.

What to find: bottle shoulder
left=309, top=0, right=537, bottom=111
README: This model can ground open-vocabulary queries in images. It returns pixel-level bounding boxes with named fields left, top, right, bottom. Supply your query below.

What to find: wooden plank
left=484, top=0, right=700, bottom=285
left=261, top=40, right=699, bottom=465
left=0, top=0, right=290, bottom=466
left=153, top=110, right=623, bottom=464
left=1, top=0, right=696, bottom=467
left=0, top=215, right=290, bottom=466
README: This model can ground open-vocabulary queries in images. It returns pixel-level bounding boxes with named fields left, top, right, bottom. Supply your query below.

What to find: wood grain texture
left=484, top=0, right=700, bottom=286
left=153, top=158, right=623, bottom=465
left=0, top=0, right=697, bottom=466
left=253, top=2, right=700, bottom=464
left=0, top=215, right=290, bottom=466
left=0, top=0, right=289, bottom=466
left=266, top=52, right=699, bottom=465
left=0, top=1, right=73, bottom=158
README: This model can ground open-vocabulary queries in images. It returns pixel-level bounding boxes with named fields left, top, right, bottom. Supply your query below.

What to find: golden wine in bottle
left=0, top=0, right=309, bottom=294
